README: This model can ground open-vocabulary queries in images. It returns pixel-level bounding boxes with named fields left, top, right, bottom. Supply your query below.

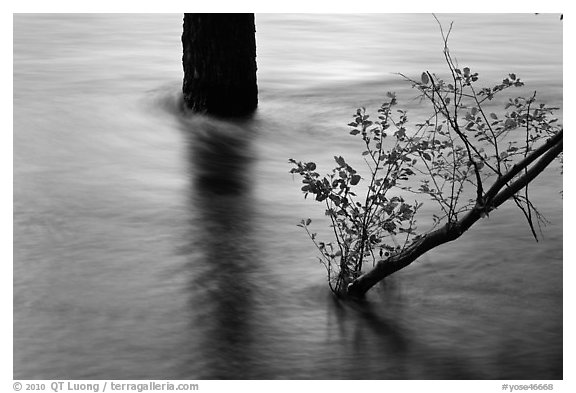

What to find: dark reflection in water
left=178, top=114, right=268, bottom=378
left=186, top=116, right=255, bottom=195
left=326, top=286, right=480, bottom=379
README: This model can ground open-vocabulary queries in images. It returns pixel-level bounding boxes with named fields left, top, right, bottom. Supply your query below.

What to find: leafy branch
left=289, top=31, right=562, bottom=298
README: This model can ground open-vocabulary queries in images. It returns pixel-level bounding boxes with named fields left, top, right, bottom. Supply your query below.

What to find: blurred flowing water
left=13, top=14, right=562, bottom=379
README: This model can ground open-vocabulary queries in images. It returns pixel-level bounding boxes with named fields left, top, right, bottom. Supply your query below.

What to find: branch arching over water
left=347, top=130, right=563, bottom=298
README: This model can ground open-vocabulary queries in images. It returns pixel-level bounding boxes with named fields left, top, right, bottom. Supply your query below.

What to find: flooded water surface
left=13, top=14, right=562, bottom=379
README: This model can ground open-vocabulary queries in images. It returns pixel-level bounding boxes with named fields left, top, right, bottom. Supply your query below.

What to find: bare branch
left=485, top=130, right=563, bottom=203
left=491, top=136, right=562, bottom=209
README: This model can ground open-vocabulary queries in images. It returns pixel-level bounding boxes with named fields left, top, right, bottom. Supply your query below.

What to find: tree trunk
left=182, top=13, right=258, bottom=117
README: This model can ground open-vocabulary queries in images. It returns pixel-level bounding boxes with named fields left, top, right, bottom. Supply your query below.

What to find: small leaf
left=504, top=118, right=517, bottom=129
left=329, top=195, right=341, bottom=206
left=395, top=128, right=406, bottom=139
left=305, top=218, right=312, bottom=226
left=421, top=72, right=429, bottom=85
left=350, top=129, right=360, bottom=135
left=350, top=174, right=361, bottom=185
left=490, top=113, right=498, bottom=120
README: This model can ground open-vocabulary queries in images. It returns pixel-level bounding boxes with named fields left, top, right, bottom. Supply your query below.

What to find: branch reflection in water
left=328, top=285, right=478, bottom=379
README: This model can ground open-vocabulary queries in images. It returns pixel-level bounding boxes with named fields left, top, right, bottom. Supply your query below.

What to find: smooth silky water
left=13, top=14, right=562, bottom=379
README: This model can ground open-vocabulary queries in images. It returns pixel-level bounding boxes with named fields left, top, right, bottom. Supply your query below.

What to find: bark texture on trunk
left=182, top=14, right=258, bottom=117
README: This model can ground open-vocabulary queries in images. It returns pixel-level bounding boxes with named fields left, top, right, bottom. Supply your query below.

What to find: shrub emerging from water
left=289, top=29, right=562, bottom=297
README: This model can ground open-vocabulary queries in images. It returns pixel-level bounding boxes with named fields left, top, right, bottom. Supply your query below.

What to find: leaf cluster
left=289, top=26, right=562, bottom=295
